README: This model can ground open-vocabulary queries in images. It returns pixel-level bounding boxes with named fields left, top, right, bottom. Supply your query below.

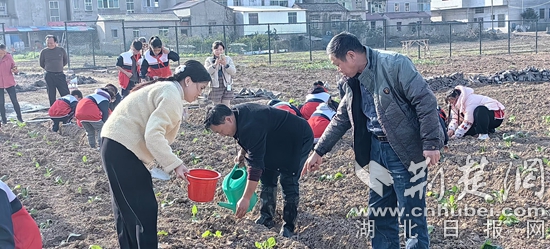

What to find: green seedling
left=214, top=230, right=223, bottom=238
left=55, top=176, right=64, bottom=185
left=288, top=98, right=300, bottom=106
left=12, top=185, right=20, bottom=191
left=427, top=225, right=435, bottom=234
left=160, top=199, right=175, bottom=208
left=537, top=146, right=544, bottom=152
left=255, top=237, right=276, bottom=249
left=191, top=205, right=198, bottom=220
left=490, top=189, right=505, bottom=204
left=201, top=230, right=211, bottom=238
left=63, top=233, right=82, bottom=244
left=18, top=186, right=29, bottom=199
left=204, top=165, right=213, bottom=170
left=82, top=156, right=88, bottom=163
left=479, top=146, right=486, bottom=153
left=546, top=227, right=550, bottom=239
left=39, top=219, right=53, bottom=229
left=509, top=152, right=519, bottom=159
left=174, top=150, right=182, bottom=156
left=180, top=131, right=185, bottom=135
left=35, top=162, right=40, bottom=169
left=508, top=115, right=516, bottom=123
left=88, top=196, right=101, bottom=203
left=16, top=152, right=22, bottom=157
left=89, top=246, right=103, bottom=249
left=498, top=210, right=519, bottom=226
left=543, top=158, right=550, bottom=167
left=202, top=129, right=212, bottom=135
left=11, top=144, right=18, bottom=149
left=16, top=120, right=26, bottom=128
left=28, top=130, right=40, bottom=138
left=192, top=138, right=199, bottom=143
left=502, top=133, right=514, bottom=147
left=543, top=116, right=550, bottom=124
left=334, top=172, right=344, bottom=180
left=480, top=239, right=503, bottom=249
left=155, top=192, right=162, bottom=197
left=157, top=230, right=168, bottom=236
left=29, top=208, right=37, bottom=216
left=44, top=167, right=53, bottom=178
left=190, top=153, right=202, bottom=164
left=77, top=187, right=82, bottom=194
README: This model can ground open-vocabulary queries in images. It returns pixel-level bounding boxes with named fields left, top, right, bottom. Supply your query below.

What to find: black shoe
left=255, top=215, right=276, bottom=229
left=489, top=128, right=496, bottom=133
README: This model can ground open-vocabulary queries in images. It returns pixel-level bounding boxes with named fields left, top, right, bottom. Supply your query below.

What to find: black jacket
left=233, top=103, right=313, bottom=178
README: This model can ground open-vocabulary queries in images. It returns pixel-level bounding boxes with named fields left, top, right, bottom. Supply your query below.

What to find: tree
left=521, top=8, right=539, bottom=21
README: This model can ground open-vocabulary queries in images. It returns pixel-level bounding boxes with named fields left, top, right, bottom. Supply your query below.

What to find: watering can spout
left=218, top=202, right=236, bottom=212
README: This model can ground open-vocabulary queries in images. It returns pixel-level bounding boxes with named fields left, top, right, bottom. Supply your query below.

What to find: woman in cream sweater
left=100, top=60, right=211, bottom=249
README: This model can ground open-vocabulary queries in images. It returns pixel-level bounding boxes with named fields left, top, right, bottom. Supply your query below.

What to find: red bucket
left=185, top=169, right=221, bottom=203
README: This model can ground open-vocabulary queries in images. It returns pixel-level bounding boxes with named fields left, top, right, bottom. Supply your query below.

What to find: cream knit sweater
left=101, top=81, right=186, bottom=173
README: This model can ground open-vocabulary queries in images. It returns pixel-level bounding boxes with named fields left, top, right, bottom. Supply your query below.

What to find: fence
left=4, top=19, right=550, bottom=69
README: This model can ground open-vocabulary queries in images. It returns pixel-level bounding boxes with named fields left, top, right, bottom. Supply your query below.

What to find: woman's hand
left=447, top=129, right=455, bottom=137
left=174, top=164, right=190, bottom=184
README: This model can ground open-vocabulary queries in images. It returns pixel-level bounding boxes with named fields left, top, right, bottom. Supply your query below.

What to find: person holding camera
left=205, top=41, right=236, bottom=106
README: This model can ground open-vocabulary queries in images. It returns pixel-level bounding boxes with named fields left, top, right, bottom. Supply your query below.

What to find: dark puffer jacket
left=315, top=46, right=444, bottom=168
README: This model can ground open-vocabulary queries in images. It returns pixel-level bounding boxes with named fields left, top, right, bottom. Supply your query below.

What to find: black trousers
left=45, top=72, right=70, bottom=106
left=465, top=106, right=503, bottom=136
left=260, top=134, right=313, bottom=201
left=0, top=86, right=22, bottom=123
left=121, top=80, right=138, bottom=99
left=101, top=138, right=158, bottom=249
left=51, top=115, right=73, bottom=132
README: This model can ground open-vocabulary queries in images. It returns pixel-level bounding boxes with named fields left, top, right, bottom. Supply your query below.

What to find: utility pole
left=491, top=0, right=498, bottom=31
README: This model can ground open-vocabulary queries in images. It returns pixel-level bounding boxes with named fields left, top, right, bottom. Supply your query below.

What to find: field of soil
left=1, top=52, right=550, bottom=249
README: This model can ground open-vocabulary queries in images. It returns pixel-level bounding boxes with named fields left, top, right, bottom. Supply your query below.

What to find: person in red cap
left=0, top=180, right=42, bottom=249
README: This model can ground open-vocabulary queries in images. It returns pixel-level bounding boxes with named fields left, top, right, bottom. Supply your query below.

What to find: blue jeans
left=369, top=134, right=429, bottom=249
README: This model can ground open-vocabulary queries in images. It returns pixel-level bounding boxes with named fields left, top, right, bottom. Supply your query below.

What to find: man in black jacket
left=204, top=103, right=313, bottom=238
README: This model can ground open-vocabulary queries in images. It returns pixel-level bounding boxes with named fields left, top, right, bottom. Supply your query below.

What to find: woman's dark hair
left=0, top=44, right=5, bottom=50
left=131, top=40, right=142, bottom=51
left=139, top=37, right=147, bottom=43
left=150, top=36, right=162, bottom=48
left=131, top=60, right=211, bottom=93
left=204, top=104, right=233, bottom=129
left=212, top=41, right=225, bottom=50
left=100, top=87, right=116, bottom=99
left=105, top=84, right=119, bottom=94
left=445, top=88, right=462, bottom=125
left=445, top=89, right=461, bottom=104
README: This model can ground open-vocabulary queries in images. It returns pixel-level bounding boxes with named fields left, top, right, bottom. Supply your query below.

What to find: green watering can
left=218, top=164, right=258, bottom=213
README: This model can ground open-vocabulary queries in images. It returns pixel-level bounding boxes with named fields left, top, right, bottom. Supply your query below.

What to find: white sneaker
left=478, top=134, right=489, bottom=140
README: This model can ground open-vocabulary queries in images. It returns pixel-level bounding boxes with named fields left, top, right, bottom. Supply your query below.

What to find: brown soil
left=1, top=53, right=550, bottom=249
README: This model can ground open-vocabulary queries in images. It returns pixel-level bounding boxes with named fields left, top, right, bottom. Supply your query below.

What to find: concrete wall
left=227, top=0, right=297, bottom=7
left=236, top=10, right=307, bottom=35
left=433, top=6, right=509, bottom=31
left=188, top=1, right=234, bottom=37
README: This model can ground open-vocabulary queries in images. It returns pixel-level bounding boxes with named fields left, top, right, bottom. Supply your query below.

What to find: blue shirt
left=360, top=83, right=385, bottom=136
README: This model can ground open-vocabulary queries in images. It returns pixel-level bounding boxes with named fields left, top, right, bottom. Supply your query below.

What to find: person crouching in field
left=299, top=81, right=336, bottom=120
left=267, top=99, right=302, bottom=117
left=104, top=84, right=122, bottom=111
left=116, top=40, right=142, bottom=98
left=48, top=90, right=82, bottom=132
left=100, top=60, right=211, bottom=249
left=446, top=85, right=505, bottom=140
left=0, top=180, right=42, bottom=249
left=308, top=102, right=336, bottom=144
left=204, top=103, right=313, bottom=238
left=75, top=88, right=115, bottom=149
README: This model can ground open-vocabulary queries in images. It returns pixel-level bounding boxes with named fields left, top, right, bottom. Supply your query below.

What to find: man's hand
left=423, top=150, right=440, bottom=167
left=234, top=154, right=245, bottom=167
left=235, top=197, right=250, bottom=218
left=302, top=152, right=323, bottom=176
